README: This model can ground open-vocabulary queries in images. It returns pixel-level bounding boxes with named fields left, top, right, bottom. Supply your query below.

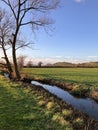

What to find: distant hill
left=53, top=62, right=74, bottom=67
left=77, top=62, right=98, bottom=68
left=46, top=62, right=98, bottom=68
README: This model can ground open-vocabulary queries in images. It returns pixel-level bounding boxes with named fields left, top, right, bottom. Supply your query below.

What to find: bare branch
left=16, top=42, right=31, bottom=50
left=1, top=0, right=9, bottom=6
left=20, top=0, right=27, bottom=6
left=2, top=0, right=17, bottom=20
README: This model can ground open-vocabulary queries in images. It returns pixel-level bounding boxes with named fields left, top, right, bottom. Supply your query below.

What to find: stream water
left=31, top=81, right=98, bottom=121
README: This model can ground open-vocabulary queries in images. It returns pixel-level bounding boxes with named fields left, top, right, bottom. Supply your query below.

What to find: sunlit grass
left=62, top=109, right=73, bottom=117
left=22, top=68, right=98, bottom=99
left=0, top=75, right=97, bottom=129
left=52, top=112, right=72, bottom=128
left=73, top=118, right=84, bottom=129
left=0, top=75, right=74, bottom=130
left=23, top=68, right=98, bottom=85
left=38, top=100, right=46, bottom=106
left=46, top=101, right=54, bottom=110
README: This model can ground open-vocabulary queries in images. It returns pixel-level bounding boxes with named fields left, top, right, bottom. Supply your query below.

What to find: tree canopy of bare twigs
left=1, top=0, right=60, bottom=79
left=0, top=8, right=13, bottom=74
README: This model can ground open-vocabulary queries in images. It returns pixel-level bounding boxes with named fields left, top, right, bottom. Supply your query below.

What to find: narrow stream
left=32, top=81, right=98, bottom=121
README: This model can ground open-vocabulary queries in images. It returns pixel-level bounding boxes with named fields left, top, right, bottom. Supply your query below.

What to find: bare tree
left=17, top=55, right=26, bottom=70
left=1, top=0, right=60, bottom=79
left=0, top=9, right=13, bottom=75
left=38, top=61, right=43, bottom=67
left=26, top=60, right=33, bottom=68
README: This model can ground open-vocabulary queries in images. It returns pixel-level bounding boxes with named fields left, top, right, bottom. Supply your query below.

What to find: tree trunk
left=2, top=44, right=13, bottom=77
left=12, top=43, right=20, bottom=79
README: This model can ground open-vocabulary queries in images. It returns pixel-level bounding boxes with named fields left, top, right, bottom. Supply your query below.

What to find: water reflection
left=31, top=81, right=98, bottom=120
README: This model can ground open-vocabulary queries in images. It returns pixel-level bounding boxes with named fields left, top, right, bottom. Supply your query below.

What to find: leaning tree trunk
left=2, top=44, right=13, bottom=76
left=11, top=23, right=21, bottom=80
left=12, top=43, right=20, bottom=79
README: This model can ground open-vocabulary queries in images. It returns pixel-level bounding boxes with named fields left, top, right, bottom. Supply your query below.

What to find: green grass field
left=0, top=75, right=74, bottom=130
left=23, top=68, right=98, bottom=86
left=1, top=75, right=95, bottom=130
left=0, top=71, right=98, bottom=129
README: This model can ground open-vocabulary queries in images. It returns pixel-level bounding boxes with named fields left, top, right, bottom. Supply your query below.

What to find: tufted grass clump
left=62, top=109, right=73, bottom=117
left=52, top=112, right=73, bottom=129
left=71, top=84, right=89, bottom=96
left=46, top=101, right=54, bottom=110
left=73, top=118, right=84, bottom=129
left=38, top=100, right=46, bottom=106
left=52, top=113, right=66, bottom=125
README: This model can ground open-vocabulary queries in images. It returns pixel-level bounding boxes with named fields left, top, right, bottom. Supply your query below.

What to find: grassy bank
left=0, top=75, right=98, bottom=129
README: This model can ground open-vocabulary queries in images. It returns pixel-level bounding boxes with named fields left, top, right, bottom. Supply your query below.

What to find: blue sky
left=22, top=0, right=98, bottom=64
left=1, top=0, right=98, bottom=64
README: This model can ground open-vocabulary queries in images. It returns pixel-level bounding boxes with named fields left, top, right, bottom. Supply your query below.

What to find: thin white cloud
left=88, top=56, right=98, bottom=58
left=87, top=56, right=98, bottom=62
left=55, top=56, right=63, bottom=58
left=74, top=0, right=85, bottom=3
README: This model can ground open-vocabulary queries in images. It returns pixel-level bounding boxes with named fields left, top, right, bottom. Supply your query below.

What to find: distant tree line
left=23, top=61, right=98, bottom=68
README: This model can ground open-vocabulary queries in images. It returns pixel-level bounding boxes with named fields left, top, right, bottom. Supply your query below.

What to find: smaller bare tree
left=26, top=60, right=33, bottom=68
left=17, top=55, right=26, bottom=70
left=38, top=61, right=43, bottom=67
